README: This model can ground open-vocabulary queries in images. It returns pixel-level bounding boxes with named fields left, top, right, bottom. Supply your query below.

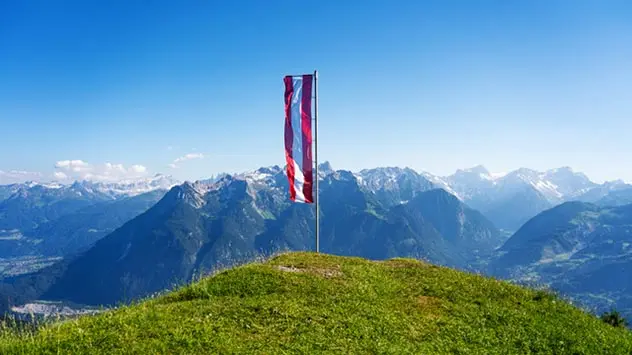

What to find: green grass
left=1, top=252, right=631, bottom=354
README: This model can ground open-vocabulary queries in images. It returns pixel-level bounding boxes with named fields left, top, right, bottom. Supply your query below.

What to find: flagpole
left=313, top=70, right=319, bottom=254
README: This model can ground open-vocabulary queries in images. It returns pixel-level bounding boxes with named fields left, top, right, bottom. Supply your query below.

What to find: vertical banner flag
left=284, top=74, right=314, bottom=203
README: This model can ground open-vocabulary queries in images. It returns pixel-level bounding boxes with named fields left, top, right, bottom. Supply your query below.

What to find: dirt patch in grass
left=417, top=295, right=440, bottom=308
left=275, top=265, right=343, bottom=278
left=382, top=258, right=428, bottom=269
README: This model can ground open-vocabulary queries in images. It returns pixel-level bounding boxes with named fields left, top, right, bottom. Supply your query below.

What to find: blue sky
left=0, top=0, right=631, bottom=184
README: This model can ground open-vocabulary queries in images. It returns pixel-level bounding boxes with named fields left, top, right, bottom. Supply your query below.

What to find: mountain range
left=357, top=164, right=630, bottom=231
left=2, top=164, right=630, bottom=236
left=489, top=201, right=632, bottom=318
left=1, top=163, right=632, bottom=320
left=36, top=166, right=501, bottom=307
left=0, top=174, right=178, bottom=261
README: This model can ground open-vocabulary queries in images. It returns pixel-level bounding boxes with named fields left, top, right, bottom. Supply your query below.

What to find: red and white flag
left=283, top=74, right=314, bottom=203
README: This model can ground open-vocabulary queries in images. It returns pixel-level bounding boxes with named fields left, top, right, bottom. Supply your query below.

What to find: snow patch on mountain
left=533, top=180, right=563, bottom=199
left=0, top=174, right=179, bottom=202
left=357, top=167, right=407, bottom=190
left=446, top=165, right=601, bottom=204
left=241, top=166, right=282, bottom=183
left=40, top=182, right=63, bottom=189
left=490, top=171, right=508, bottom=179
left=88, top=174, right=179, bottom=197
left=174, top=182, right=209, bottom=208
left=419, top=172, right=462, bottom=199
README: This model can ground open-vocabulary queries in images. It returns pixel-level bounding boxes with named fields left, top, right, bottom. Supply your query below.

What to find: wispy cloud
left=174, top=153, right=204, bottom=163
left=0, top=170, right=43, bottom=184
left=129, top=165, right=147, bottom=173
left=53, top=171, right=68, bottom=180
left=54, top=160, right=150, bottom=182
left=169, top=153, right=205, bottom=169
left=55, top=160, right=91, bottom=173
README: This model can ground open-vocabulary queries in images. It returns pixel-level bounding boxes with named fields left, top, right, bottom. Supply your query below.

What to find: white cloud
left=0, top=170, right=43, bottom=184
left=55, top=160, right=90, bottom=172
left=169, top=153, right=204, bottom=169
left=0, top=160, right=152, bottom=184
left=129, top=165, right=147, bottom=173
left=104, top=163, right=126, bottom=173
left=54, top=160, right=150, bottom=182
left=53, top=171, right=68, bottom=180
left=174, top=153, right=204, bottom=163
left=10, top=170, right=40, bottom=176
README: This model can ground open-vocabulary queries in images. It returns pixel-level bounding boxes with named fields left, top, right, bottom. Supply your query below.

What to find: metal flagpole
left=313, top=70, right=319, bottom=253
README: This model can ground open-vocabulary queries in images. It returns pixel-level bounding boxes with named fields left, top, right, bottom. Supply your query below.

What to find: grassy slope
left=1, top=252, right=631, bottom=354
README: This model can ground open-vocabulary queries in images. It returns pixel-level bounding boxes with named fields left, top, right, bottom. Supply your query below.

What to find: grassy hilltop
left=1, top=252, right=631, bottom=354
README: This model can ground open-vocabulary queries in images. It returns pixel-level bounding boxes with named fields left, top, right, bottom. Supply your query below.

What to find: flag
left=284, top=74, right=313, bottom=203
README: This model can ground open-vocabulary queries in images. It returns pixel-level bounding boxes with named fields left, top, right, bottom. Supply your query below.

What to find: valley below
left=0, top=256, right=62, bottom=278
